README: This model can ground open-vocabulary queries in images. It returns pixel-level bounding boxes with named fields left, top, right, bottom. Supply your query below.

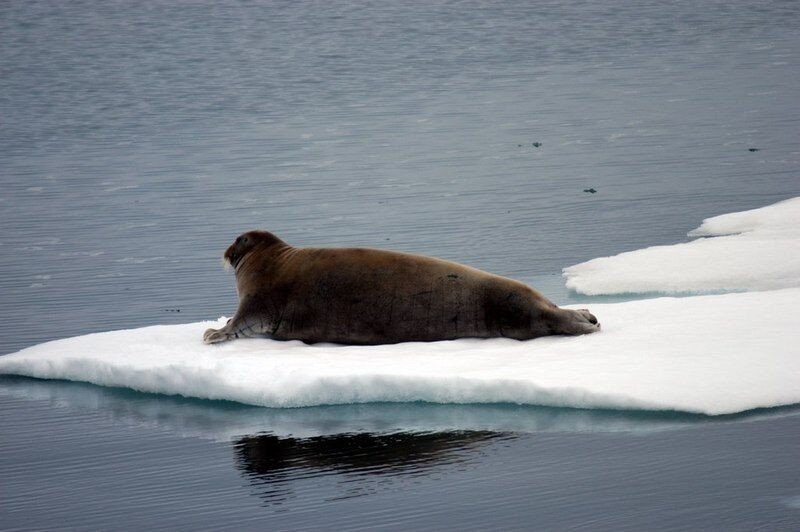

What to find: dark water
left=2, top=377, right=800, bottom=530
left=1, top=0, right=799, bottom=528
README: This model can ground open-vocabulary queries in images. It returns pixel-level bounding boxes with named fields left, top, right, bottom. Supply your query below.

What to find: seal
left=203, top=230, right=599, bottom=345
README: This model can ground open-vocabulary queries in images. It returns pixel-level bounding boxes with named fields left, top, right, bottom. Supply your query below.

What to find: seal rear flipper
left=552, top=308, right=601, bottom=336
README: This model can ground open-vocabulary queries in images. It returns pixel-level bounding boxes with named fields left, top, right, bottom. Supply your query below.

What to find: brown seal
left=203, top=231, right=599, bottom=345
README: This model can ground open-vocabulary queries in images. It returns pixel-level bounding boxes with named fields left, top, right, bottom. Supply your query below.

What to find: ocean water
left=1, top=0, right=799, bottom=529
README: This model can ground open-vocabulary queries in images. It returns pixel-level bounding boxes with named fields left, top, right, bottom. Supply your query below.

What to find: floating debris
left=163, top=309, right=181, bottom=313
left=583, top=188, right=597, bottom=194
left=532, top=142, right=542, bottom=147
left=748, top=148, right=760, bottom=152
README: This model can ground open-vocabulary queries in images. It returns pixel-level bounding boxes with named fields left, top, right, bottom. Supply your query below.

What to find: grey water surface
left=2, top=0, right=799, bottom=529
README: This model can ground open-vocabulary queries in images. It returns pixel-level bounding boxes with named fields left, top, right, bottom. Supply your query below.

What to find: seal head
left=223, top=230, right=285, bottom=270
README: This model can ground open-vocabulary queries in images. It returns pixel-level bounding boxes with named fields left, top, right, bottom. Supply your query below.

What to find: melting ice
left=1, top=288, right=798, bottom=415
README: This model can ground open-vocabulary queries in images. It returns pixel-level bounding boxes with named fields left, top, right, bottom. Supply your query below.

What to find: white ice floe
left=563, top=197, right=800, bottom=295
left=2, top=288, right=799, bottom=415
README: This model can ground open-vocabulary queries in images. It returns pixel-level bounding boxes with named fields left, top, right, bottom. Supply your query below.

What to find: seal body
left=203, top=231, right=599, bottom=345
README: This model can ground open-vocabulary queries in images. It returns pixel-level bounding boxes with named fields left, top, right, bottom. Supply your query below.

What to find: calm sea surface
left=2, top=0, right=799, bottom=529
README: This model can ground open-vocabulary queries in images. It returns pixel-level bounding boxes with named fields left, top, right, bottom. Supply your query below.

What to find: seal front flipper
left=203, top=311, right=270, bottom=344
left=203, top=327, right=231, bottom=344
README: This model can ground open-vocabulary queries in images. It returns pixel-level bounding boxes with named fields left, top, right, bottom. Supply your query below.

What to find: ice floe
left=1, top=288, right=798, bottom=415
left=563, top=197, right=800, bottom=295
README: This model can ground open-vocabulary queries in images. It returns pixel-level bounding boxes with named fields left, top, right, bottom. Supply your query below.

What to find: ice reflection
left=2, top=376, right=796, bottom=441
left=3, top=376, right=800, bottom=507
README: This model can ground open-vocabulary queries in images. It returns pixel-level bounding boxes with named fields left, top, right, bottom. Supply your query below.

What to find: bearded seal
left=203, top=231, right=599, bottom=345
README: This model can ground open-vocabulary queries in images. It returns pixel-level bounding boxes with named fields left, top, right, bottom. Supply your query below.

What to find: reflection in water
left=1, top=376, right=797, bottom=440
left=234, top=431, right=506, bottom=504
left=2, top=376, right=800, bottom=507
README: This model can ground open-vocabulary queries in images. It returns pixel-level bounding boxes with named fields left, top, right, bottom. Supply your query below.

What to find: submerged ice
left=563, top=197, right=800, bottom=295
left=1, top=288, right=798, bottom=415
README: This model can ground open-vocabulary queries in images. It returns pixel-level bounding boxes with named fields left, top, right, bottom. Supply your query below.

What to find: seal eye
left=242, top=237, right=248, bottom=244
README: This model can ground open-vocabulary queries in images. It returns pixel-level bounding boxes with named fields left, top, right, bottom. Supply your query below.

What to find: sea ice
left=1, top=288, right=798, bottom=415
left=563, top=197, right=800, bottom=295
